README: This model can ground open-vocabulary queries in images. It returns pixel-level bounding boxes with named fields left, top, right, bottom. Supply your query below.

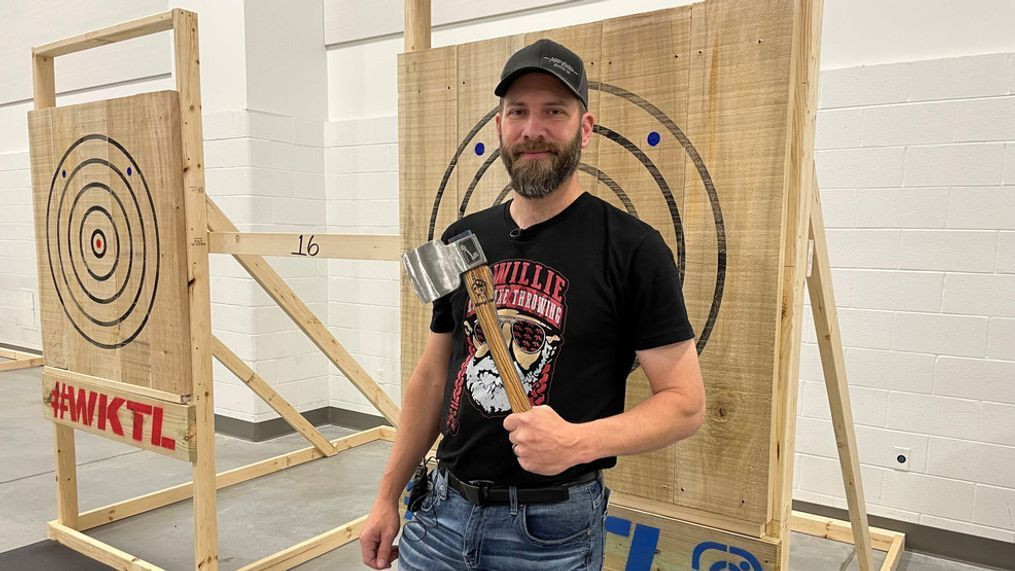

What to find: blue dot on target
left=61, top=170, right=66, bottom=178
left=474, top=142, right=485, bottom=156
left=647, top=131, right=661, bottom=147
left=127, top=166, right=132, bottom=176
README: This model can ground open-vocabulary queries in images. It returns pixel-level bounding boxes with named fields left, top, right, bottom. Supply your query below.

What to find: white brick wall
left=0, top=151, right=39, bottom=348
left=799, top=52, right=1015, bottom=542
left=324, top=116, right=401, bottom=416
left=203, top=109, right=331, bottom=422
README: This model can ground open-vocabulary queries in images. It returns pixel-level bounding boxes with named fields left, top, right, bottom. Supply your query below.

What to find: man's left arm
left=504, top=337, right=704, bottom=476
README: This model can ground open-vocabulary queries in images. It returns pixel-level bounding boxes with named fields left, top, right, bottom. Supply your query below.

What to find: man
left=361, top=39, right=705, bottom=570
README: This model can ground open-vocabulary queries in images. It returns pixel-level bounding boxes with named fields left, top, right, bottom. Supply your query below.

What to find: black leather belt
left=443, top=468, right=598, bottom=506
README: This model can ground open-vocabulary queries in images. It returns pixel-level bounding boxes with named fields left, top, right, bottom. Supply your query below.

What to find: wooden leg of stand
left=54, top=424, right=79, bottom=529
left=192, top=413, right=217, bottom=570
left=882, top=534, right=905, bottom=571
left=174, top=8, right=218, bottom=569
left=807, top=167, right=875, bottom=571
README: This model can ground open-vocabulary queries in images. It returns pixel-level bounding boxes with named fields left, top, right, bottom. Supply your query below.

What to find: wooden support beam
left=43, top=372, right=197, bottom=462
left=883, top=534, right=906, bottom=571
left=0, top=353, right=44, bottom=372
left=206, top=198, right=401, bottom=426
left=211, top=336, right=337, bottom=456
left=34, top=11, right=174, bottom=57
left=173, top=9, right=217, bottom=570
left=208, top=232, right=400, bottom=261
left=404, top=0, right=432, bottom=52
left=31, top=51, right=55, bottom=109
left=377, top=426, right=397, bottom=442
left=48, top=521, right=163, bottom=570
left=0, top=347, right=42, bottom=360
left=769, top=2, right=824, bottom=564
left=53, top=424, right=79, bottom=529
left=807, top=166, right=876, bottom=569
left=45, top=366, right=189, bottom=404
left=237, top=516, right=367, bottom=571
left=77, top=427, right=386, bottom=531
left=790, top=511, right=902, bottom=553
left=790, top=511, right=906, bottom=571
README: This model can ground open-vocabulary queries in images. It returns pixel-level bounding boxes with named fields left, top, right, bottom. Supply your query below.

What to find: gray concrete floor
left=0, top=366, right=997, bottom=570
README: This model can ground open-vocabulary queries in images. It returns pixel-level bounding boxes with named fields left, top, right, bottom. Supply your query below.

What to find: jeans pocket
left=520, top=499, right=593, bottom=546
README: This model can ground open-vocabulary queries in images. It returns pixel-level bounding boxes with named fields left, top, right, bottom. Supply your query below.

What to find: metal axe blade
left=402, top=231, right=487, bottom=303
left=402, top=231, right=531, bottom=413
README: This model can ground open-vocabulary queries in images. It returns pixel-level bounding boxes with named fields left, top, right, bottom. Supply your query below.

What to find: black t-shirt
left=430, top=191, right=694, bottom=486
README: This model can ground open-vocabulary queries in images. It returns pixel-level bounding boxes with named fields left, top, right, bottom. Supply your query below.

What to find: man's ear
left=495, top=111, right=502, bottom=137
left=580, top=112, right=595, bottom=147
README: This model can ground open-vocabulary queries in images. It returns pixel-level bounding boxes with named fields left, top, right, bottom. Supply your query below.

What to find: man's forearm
left=373, top=369, right=445, bottom=505
left=574, top=389, right=703, bottom=464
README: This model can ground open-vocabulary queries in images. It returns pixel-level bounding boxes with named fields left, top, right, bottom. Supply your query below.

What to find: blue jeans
left=398, top=468, right=609, bottom=570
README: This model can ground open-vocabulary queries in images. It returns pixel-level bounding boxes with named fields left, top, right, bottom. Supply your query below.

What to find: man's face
left=496, top=72, right=593, bottom=199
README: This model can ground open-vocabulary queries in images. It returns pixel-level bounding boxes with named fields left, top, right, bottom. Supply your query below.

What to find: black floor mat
left=0, top=540, right=112, bottom=570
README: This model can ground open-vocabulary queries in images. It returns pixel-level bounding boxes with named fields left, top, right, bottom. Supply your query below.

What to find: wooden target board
left=400, top=0, right=804, bottom=559
left=28, top=91, right=193, bottom=398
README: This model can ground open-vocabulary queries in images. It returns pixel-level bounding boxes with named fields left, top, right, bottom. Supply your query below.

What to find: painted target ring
left=45, top=134, right=161, bottom=349
left=427, top=81, right=726, bottom=354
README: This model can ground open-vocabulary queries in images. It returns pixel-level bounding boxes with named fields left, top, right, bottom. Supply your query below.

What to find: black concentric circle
left=426, top=81, right=726, bottom=354
left=45, top=134, right=160, bottom=349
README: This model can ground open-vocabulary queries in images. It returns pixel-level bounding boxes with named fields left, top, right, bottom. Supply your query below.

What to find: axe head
left=402, top=231, right=487, bottom=303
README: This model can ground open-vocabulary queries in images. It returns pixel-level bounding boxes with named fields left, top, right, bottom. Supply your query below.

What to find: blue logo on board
left=605, top=515, right=659, bottom=570
left=691, top=541, right=764, bottom=571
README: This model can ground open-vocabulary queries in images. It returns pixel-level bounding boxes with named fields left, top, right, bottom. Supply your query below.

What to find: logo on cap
left=542, top=56, right=577, bottom=78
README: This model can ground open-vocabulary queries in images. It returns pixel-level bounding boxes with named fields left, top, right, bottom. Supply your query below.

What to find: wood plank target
left=400, top=0, right=803, bottom=538
left=28, top=91, right=193, bottom=397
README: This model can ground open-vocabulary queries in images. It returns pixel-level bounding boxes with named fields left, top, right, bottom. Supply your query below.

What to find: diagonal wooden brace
left=205, top=197, right=401, bottom=426
left=211, top=336, right=337, bottom=456
left=806, top=165, right=876, bottom=570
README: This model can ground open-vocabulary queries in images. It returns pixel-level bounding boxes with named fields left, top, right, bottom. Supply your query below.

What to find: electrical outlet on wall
left=893, top=446, right=911, bottom=472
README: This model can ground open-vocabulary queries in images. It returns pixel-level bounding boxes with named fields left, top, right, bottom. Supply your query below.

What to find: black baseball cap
left=494, top=39, right=589, bottom=109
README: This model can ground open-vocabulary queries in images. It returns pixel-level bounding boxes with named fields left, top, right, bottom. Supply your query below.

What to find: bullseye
left=91, top=229, right=106, bottom=257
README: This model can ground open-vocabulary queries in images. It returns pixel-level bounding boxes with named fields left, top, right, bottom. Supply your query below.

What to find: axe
left=403, top=231, right=531, bottom=413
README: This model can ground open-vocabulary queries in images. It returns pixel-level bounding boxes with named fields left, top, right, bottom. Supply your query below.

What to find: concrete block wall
left=324, top=117, right=401, bottom=416
left=204, top=110, right=331, bottom=422
left=795, top=53, right=1015, bottom=541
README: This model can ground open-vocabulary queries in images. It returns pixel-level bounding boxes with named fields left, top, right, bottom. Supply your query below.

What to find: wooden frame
left=791, top=511, right=906, bottom=571
left=0, top=347, right=44, bottom=372
left=31, top=9, right=402, bottom=570
left=397, top=1, right=906, bottom=570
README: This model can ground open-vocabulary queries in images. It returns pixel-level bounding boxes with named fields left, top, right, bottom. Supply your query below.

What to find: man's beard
left=500, top=126, right=583, bottom=199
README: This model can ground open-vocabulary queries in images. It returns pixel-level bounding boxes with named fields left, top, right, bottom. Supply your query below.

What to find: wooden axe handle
left=462, top=265, right=532, bottom=413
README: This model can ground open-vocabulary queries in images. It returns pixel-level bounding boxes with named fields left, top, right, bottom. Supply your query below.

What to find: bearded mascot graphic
left=446, top=259, right=569, bottom=434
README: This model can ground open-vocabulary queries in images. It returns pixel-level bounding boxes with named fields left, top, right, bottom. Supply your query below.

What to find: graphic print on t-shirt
left=446, top=259, right=569, bottom=434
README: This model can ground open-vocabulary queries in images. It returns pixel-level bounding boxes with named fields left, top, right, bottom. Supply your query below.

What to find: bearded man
left=361, top=39, right=705, bottom=570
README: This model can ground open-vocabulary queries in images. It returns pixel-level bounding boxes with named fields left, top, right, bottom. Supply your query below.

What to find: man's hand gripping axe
left=402, top=232, right=531, bottom=413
